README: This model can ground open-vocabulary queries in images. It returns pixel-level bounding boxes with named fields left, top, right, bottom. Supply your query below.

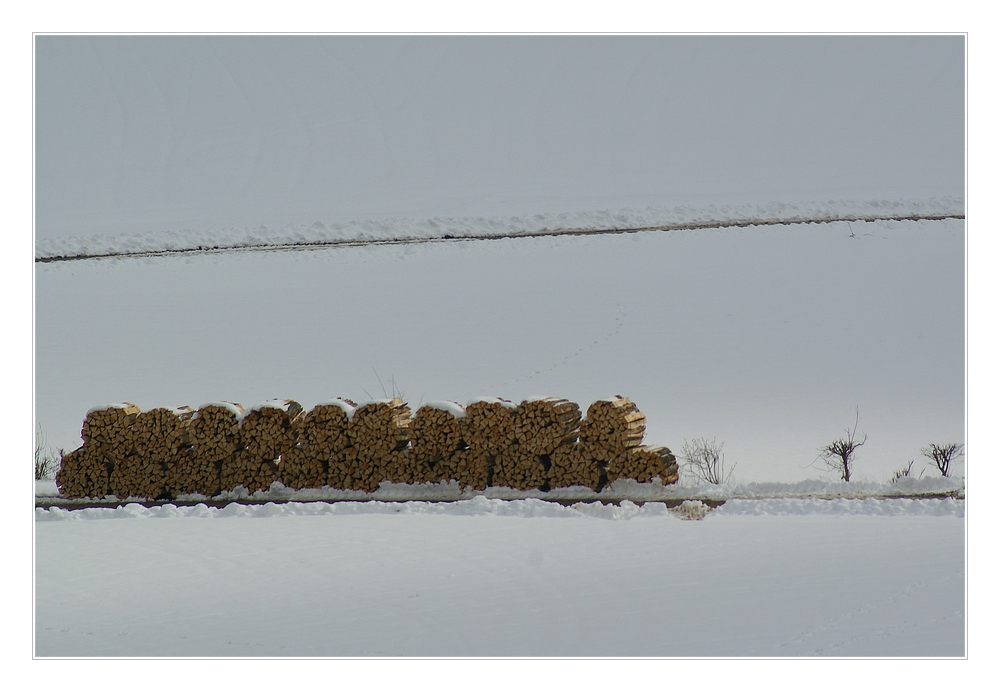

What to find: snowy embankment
left=34, top=500, right=964, bottom=657
left=35, top=495, right=965, bottom=522
left=34, top=197, right=962, bottom=260
left=34, top=476, right=965, bottom=507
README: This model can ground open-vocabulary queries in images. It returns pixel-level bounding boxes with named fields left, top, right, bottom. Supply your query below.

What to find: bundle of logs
left=55, top=395, right=679, bottom=499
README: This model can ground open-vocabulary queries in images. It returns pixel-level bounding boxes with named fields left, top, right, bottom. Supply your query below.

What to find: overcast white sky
left=34, top=35, right=964, bottom=239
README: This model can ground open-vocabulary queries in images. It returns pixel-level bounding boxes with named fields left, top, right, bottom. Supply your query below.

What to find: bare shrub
left=34, top=424, right=61, bottom=480
left=680, top=437, right=734, bottom=485
left=921, top=443, right=964, bottom=477
left=890, top=460, right=915, bottom=483
left=817, top=409, right=866, bottom=483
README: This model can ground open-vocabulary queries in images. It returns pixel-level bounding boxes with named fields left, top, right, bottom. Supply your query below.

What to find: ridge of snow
left=34, top=197, right=964, bottom=260
left=34, top=494, right=963, bottom=522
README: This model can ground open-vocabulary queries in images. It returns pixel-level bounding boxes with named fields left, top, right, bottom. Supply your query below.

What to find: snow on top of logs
left=522, top=395, right=559, bottom=404
left=466, top=397, right=518, bottom=409
left=85, top=402, right=139, bottom=415
left=194, top=401, right=245, bottom=418
left=354, top=398, right=405, bottom=408
left=314, top=398, right=357, bottom=419
left=422, top=401, right=467, bottom=418
left=249, top=399, right=300, bottom=413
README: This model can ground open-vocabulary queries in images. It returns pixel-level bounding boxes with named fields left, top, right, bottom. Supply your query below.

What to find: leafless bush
left=890, top=460, right=915, bottom=483
left=921, top=443, right=964, bottom=477
left=817, top=409, right=866, bottom=483
left=34, top=424, right=61, bottom=480
left=680, top=437, right=734, bottom=485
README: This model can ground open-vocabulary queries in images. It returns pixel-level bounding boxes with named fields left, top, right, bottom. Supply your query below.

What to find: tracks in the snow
left=35, top=212, right=964, bottom=264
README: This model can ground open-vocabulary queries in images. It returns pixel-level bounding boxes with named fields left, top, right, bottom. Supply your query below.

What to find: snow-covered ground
left=35, top=497, right=964, bottom=657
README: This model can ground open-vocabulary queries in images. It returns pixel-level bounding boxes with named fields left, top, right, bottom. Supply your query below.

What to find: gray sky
left=35, top=35, right=964, bottom=239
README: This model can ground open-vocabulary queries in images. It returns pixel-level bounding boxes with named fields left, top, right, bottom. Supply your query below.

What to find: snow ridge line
left=34, top=496, right=965, bottom=521
left=34, top=212, right=964, bottom=264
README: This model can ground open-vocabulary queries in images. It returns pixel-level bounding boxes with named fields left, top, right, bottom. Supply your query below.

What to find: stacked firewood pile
left=411, top=402, right=467, bottom=484
left=222, top=400, right=303, bottom=493
left=287, top=398, right=355, bottom=490
left=178, top=402, right=244, bottom=497
left=110, top=406, right=195, bottom=499
left=55, top=404, right=140, bottom=499
left=495, top=398, right=582, bottom=490
left=344, top=398, right=412, bottom=491
left=55, top=395, right=678, bottom=499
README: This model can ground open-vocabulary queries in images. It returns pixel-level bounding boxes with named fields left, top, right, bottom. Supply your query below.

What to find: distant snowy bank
left=35, top=197, right=963, bottom=259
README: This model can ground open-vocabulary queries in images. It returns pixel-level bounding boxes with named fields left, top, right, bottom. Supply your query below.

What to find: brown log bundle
left=55, top=446, right=111, bottom=499
left=81, top=403, right=140, bottom=462
left=379, top=448, right=419, bottom=486
left=109, top=454, right=168, bottom=500
left=131, top=406, right=195, bottom=457
left=190, top=402, right=245, bottom=461
left=109, top=406, right=197, bottom=499
left=282, top=399, right=356, bottom=490
left=411, top=402, right=466, bottom=483
left=297, top=399, right=355, bottom=459
left=221, top=450, right=279, bottom=493
left=240, top=399, right=304, bottom=463
left=463, top=398, right=517, bottom=454
left=548, top=443, right=603, bottom=491
left=277, top=445, right=326, bottom=490
left=513, top=397, right=581, bottom=455
left=448, top=448, right=490, bottom=490
left=348, top=399, right=412, bottom=458
left=491, top=448, right=548, bottom=491
left=335, top=446, right=381, bottom=493
left=340, top=399, right=412, bottom=491
left=166, top=448, right=222, bottom=497
left=579, top=396, right=646, bottom=450
left=607, top=446, right=679, bottom=485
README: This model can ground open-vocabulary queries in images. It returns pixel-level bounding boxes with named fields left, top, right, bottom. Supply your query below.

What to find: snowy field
left=35, top=497, right=964, bottom=657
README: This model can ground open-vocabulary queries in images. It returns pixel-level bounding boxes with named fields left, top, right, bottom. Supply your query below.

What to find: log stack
left=165, top=447, right=220, bottom=498
left=579, top=397, right=646, bottom=451
left=568, top=397, right=644, bottom=489
left=81, top=403, right=141, bottom=464
left=608, top=446, right=680, bottom=485
left=223, top=400, right=303, bottom=493
left=460, top=398, right=518, bottom=489
left=188, top=402, right=244, bottom=496
left=493, top=398, right=581, bottom=490
left=240, top=399, right=303, bottom=462
left=548, top=443, right=603, bottom=491
left=55, top=446, right=110, bottom=499
left=286, top=399, right=355, bottom=490
left=110, top=406, right=195, bottom=499
left=344, top=398, right=412, bottom=492
left=55, top=394, right=677, bottom=498
left=410, top=402, right=467, bottom=484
